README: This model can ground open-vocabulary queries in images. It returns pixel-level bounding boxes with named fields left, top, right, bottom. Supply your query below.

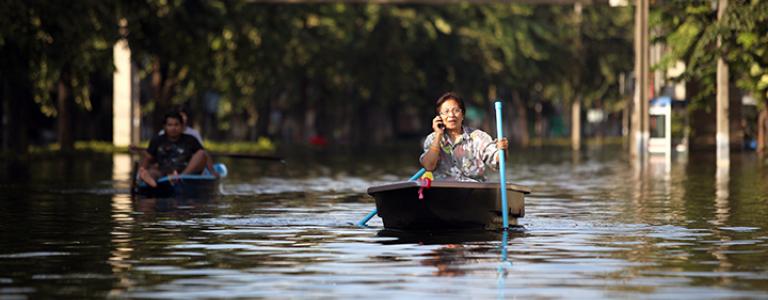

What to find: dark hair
left=435, top=92, right=465, bottom=115
left=163, top=111, right=184, bottom=125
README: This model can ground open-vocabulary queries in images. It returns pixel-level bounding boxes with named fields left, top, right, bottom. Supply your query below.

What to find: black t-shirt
left=147, top=133, right=204, bottom=174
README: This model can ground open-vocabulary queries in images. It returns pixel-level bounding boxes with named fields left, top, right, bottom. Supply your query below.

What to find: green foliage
left=652, top=1, right=717, bottom=106
left=204, top=137, right=276, bottom=154
left=23, top=138, right=276, bottom=155
left=1, top=1, right=119, bottom=116
left=113, top=2, right=635, bottom=128
left=721, top=1, right=768, bottom=106
left=3, top=1, right=638, bottom=145
left=654, top=0, right=768, bottom=112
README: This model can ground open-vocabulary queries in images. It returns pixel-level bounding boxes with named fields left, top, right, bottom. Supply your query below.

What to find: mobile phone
left=437, top=116, right=445, bottom=129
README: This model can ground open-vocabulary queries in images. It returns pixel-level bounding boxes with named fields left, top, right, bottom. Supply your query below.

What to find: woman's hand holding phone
left=432, top=115, right=445, bottom=134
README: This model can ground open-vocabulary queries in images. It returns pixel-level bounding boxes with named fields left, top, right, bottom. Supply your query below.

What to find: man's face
left=164, top=117, right=183, bottom=138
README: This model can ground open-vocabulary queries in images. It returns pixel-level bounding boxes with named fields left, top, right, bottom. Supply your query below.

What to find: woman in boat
left=138, top=111, right=208, bottom=187
left=420, top=92, right=508, bottom=182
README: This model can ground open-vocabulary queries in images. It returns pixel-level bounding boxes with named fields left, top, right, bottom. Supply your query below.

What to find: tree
left=0, top=1, right=118, bottom=153
left=654, top=0, right=767, bottom=151
left=719, top=1, right=768, bottom=152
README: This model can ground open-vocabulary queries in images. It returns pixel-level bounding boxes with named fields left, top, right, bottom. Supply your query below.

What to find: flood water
left=1, top=145, right=767, bottom=299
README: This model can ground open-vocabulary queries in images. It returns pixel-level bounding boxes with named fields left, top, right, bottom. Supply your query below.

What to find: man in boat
left=157, top=108, right=217, bottom=177
left=420, top=92, right=508, bottom=182
left=138, top=111, right=208, bottom=188
left=159, top=108, right=203, bottom=145
left=133, top=108, right=218, bottom=179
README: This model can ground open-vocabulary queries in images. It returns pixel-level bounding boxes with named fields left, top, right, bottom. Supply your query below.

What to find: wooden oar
left=357, top=168, right=426, bottom=227
left=130, top=146, right=284, bottom=163
left=494, top=101, right=510, bottom=229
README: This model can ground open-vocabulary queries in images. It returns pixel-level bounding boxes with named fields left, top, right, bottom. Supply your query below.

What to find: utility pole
left=630, top=0, right=649, bottom=161
left=113, top=18, right=140, bottom=147
left=571, top=2, right=583, bottom=151
left=716, top=0, right=729, bottom=167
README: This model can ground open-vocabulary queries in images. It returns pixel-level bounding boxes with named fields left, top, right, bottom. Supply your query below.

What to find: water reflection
left=377, top=229, right=524, bottom=279
left=109, top=194, right=135, bottom=297
left=497, top=230, right=510, bottom=300
left=110, top=154, right=135, bottom=297
left=714, top=160, right=730, bottom=226
left=133, top=197, right=215, bottom=217
left=713, top=159, right=733, bottom=286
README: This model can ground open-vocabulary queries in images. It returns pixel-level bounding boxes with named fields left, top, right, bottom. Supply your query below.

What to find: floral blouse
left=420, top=126, right=500, bottom=182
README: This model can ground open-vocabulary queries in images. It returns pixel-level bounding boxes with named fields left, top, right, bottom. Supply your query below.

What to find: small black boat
left=132, top=163, right=228, bottom=198
left=368, top=180, right=530, bottom=230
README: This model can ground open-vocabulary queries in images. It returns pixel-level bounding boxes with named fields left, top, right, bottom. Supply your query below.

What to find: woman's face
left=438, top=99, right=464, bottom=131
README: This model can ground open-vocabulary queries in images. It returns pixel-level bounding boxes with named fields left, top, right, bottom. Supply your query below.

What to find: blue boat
left=133, top=163, right=228, bottom=198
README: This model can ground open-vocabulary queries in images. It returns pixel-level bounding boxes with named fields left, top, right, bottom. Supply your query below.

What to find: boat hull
left=133, top=163, right=227, bottom=198
left=368, top=181, right=529, bottom=230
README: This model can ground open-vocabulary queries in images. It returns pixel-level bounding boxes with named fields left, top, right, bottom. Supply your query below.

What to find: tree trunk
left=728, top=86, right=743, bottom=151
left=623, top=98, right=630, bottom=149
left=534, top=102, right=545, bottom=141
left=486, top=84, right=497, bottom=136
left=149, top=57, right=179, bottom=132
left=1, top=40, right=29, bottom=154
left=758, top=107, right=767, bottom=153
left=1, top=74, right=6, bottom=151
left=245, top=102, right=258, bottom=141
left=150, top=59, right=165, bottom=132
left=256, top=93, right=272, bottom=139
left=511, top=91, right=529, bottom=147
left=571, top=96, right=581, bottom=151
left=388, top=103, right=399, bottom=142
left=687, top=79, right=717, bottom=151
left=57, top=71, right=74, bottom=152
left=716, top=0, right=729, bottom=163
left=631, top=0, right=650, bottom=159
left=230, top=109, right=247, bottom=140
left=308, top=87, right=332, bottom=145
left=355, top=103, right=373, bottom=148
left=299, top=74, right=311, bottom=144
left=3, top=69, right=30, bottom=155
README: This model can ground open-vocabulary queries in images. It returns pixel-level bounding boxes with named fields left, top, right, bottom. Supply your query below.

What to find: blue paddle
left=357, top=168, right=426, bottom=227
left=494, top=101, right=510, bottom=229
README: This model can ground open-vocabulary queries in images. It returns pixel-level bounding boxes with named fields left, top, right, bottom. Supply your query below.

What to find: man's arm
left=139, top=152, right=154, bottom=170
left=141, top=137, right=158, bottom=170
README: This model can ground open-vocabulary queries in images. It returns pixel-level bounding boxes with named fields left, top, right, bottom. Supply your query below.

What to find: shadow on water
left=373, top=228, right=526, bottom=280
left=376, top=227, right=527, bottom=245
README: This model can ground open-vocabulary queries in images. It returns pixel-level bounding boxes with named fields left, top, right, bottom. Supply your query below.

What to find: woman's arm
left=476, top=130, right=508, bottom=168
left=493, top=137, right=509, bottom=163
left=420, top=116, right=446, bottom=171
left=420, top=135, right=443, bottom=171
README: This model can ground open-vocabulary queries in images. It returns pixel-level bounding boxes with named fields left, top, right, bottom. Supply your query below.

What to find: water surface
left=1, top=146, right=767, bottom=299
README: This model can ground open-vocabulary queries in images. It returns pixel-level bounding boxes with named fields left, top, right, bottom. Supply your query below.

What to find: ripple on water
left=0, top=252, right=71, bottom=259
left=718, top=226, right=761, bottom=232
left=4, top=150, right=768, bottom=299
left=221, top=176, right=391, bottom=195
